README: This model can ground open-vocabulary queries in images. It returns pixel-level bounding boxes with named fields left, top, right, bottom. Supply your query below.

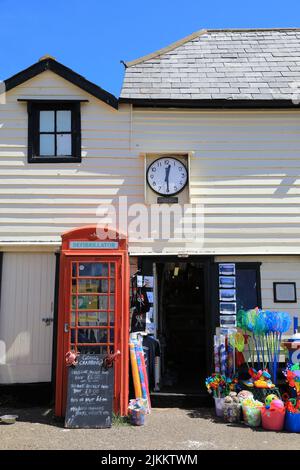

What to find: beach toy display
left=241, top=397, right=263, bottom=427
left=128, top=398, right=147, bottom=426
left=223, top=392, right=241, bottom=423
left=205, top=373, right=230, bottom=417
left=129, top=336, right=151, bottom=414
left=237, top=308, right=291, bottom=384
left=282, top=363, right=300, bottom=398
left=261, top=396, right=286, bottom=431
left=282, top=395, right=300, bottom=433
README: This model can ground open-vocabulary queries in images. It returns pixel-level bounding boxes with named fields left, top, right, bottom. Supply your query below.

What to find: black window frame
left=273, top=282, right=297, bottom=303
left=27, top=101, right=81, bottom=163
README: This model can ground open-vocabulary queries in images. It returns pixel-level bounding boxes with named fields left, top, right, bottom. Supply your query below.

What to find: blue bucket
left=285, top=411, right=300, bottom=433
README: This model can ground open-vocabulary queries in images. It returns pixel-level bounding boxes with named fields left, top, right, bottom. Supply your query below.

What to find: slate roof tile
left=120, top=29, right=300, bottom=101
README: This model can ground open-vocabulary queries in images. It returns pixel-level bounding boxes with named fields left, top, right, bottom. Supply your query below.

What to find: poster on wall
left=219, top=289, right=236, bottom=302
left=219, top=276, right=236, bottom=289
left=219, top=264, right=236, bottom=276
left=219, top=302, right=236, bottom=315
left=220, top=315, right=237, bottom=328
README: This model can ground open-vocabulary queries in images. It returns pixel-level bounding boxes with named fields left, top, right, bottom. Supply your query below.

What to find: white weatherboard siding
left=0, top=70, right=137, bottom=244
left=0, top=253, right=56, bottom=383
left=1, top=71, right=300, bottom=254
left=129, top=108, right=300, bottom=254
left=215, top=255, right=300, bottom=336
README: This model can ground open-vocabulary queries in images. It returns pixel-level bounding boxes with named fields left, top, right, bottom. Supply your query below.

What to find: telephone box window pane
left=78, top=311, right=107, bottom=324
left=40, top=134, right=55, bottom=155
left=57, top=134, right=72, bottom=156
left=40, top=111, right=54, bottom=132
left=71, top=311, right=76, bottom=326
left=76, top=295, right=99, bottom=310
left=78, top=279, right=100, bottom=293
left=109, top=296, right=115, bottom=310
left=72, top=263, right=77, bottom=277
left=72, top=279, right=76, bottom=293
left=110, top=264, right=115, bottom=277
left=109, top=280, right=115, bottom=293
left=76, top=279, right=111, bottom=293
left=98, top=329, right=108, bottom=343
left=109, top=311, right=115, bottom=325
left=57, top=110, right=71, bottom=132
left=98, top=296, right=108, bottom=310
left=98, top=312, right=108, bottom=325
left=79, top=263, right=108, bottom=277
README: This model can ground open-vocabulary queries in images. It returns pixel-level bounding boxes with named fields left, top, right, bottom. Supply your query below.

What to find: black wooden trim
left=27, top=101, right=82, bottom=164
left=18, top=99, right=89, bottom=103
left=5, top=58, right=118, bottom=109
left=273, top=282, right=297, bottom=303
left=119, top=97, right=300, bottom=109
left=51, top=252, right=60, bottom=395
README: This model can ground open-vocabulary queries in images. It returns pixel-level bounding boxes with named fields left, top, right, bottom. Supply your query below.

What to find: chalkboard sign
left=65, top=354, right=114, bottom=429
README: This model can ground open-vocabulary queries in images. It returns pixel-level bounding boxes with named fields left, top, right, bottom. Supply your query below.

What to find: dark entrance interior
left=157, top=261, right=207, bottom=394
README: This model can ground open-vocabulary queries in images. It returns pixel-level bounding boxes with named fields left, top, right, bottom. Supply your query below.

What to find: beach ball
left=270, top=399, right=284, bottom=410
left=265, top=394, right=277, bottom=407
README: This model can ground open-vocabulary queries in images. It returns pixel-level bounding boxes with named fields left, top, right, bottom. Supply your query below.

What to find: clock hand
left=164, top=164, right=171, bottom=193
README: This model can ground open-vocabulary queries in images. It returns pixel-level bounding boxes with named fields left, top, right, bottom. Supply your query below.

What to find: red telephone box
left=55, top=225, right=130, bottom=417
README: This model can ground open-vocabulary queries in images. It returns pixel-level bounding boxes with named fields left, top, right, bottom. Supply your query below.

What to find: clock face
left=146, top=157, right=188, bottom=196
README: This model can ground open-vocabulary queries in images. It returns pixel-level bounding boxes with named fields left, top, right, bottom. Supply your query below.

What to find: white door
left=0, top=252, right=56, bottom=383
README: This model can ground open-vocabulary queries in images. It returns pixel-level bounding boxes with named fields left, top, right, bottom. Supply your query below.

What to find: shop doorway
left=157, top=261, right=208, bottom=393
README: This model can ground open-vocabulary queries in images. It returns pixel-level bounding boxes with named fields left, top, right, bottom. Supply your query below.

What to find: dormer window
left=27, top=101, right=81, bottom=163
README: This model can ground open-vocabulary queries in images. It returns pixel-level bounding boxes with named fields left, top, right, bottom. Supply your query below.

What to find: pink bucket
left=261, top=407, right=285, bottom=431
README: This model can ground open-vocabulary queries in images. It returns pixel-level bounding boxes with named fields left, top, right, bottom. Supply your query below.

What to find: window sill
left=28, top=156, right=82, bottom=164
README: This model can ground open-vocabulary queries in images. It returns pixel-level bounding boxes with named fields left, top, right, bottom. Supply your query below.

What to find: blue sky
left=0, top=0, right=300, bottom=96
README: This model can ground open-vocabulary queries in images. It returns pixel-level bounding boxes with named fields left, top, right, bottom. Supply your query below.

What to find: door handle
left=64, top=323, right=69, bottom=333
left=42, top=317, right=54, bottom=326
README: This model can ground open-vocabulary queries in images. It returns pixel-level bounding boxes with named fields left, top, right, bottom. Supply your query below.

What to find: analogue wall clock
left=146, top=156, right=188, bottom=196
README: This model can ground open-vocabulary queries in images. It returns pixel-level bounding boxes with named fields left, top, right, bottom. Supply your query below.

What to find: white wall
left=1, top=71, right=300, bottom=255
left=130, top=107, right=300, bottom=254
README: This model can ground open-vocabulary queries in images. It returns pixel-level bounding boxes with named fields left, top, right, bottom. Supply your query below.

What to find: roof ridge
left=207, top=27, right=300, bottom=31
left=124, top=28, right=207, bottom=67
left=4, top=58, right=118, bottom=109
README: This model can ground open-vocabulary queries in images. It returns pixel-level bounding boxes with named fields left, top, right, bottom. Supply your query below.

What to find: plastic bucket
left=242, top=405, right=262, bottom=427
left=285, top=411, right=300, bottom=433
left=223, top=403, right=241, bottom=423
left=261, top=407, right=285, bottom=431
left=214, top=397, right=225, bottom=418
left=130, top=409, right=145, bottom=426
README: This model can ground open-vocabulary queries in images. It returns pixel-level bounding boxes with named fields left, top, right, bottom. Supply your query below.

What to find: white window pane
left=57, top=134, right=72, bottom=156
left=57, top=110, right=71, bottom=132
left=40, top=111, right=54, bottom=132
left=40, top=134, right=55, bottom=155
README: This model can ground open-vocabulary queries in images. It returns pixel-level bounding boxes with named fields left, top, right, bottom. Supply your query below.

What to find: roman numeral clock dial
left=146, top=157, right=188, bottom=196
